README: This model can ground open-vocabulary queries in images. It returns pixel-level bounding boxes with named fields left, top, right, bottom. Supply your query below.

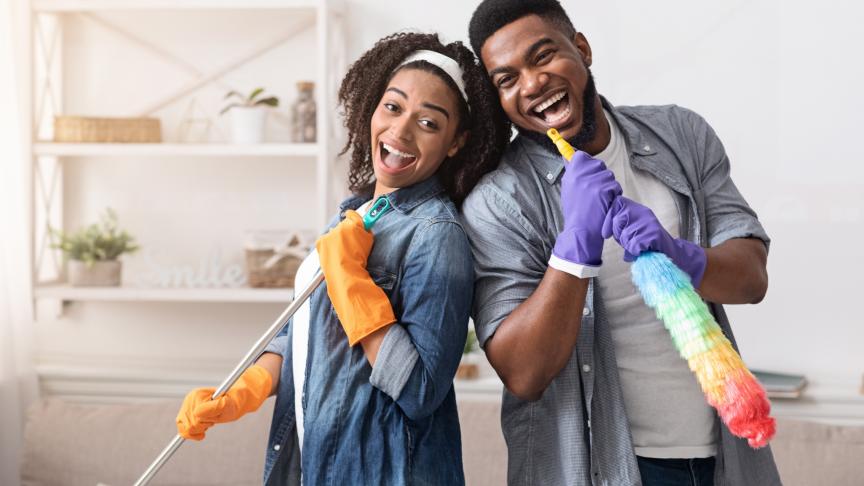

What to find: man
left=460, top=0, right=781, bottom=484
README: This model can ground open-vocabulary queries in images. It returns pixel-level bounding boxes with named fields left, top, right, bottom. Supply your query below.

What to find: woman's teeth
left=382, top=142, right=416, bottom=159
left=380, top=142, right=417, bottom=168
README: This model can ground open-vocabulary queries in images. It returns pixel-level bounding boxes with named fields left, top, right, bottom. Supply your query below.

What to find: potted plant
left=220, top=87, right=280, bottom=144
left=456, top=328, right=481, bottom=380
left=51, top=208, right=139, bottom=287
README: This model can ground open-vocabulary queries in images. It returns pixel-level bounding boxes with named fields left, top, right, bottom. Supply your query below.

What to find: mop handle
left=134, top=196, right=391, bottom=486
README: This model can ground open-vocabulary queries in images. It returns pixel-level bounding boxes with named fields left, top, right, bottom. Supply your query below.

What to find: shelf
left=35, top=284, right=294, bottom=303
left=31, top=0, right=333, bottom=12
left=33, top=142, right=319, bottom=158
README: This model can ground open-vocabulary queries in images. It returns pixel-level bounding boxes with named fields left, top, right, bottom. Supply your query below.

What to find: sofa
left=20, top=397, right=864, bottom=485
left=20, top=397, right=506, bottom=486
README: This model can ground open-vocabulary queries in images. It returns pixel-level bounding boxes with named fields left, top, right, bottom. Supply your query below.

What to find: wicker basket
left=244, top=231, right=310, bottom=288
left=54, top=116, right=162, bottom=143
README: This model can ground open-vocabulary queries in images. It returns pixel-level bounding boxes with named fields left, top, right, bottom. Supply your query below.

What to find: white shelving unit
left=26, top=0, right=345, bottom=313
left=31, top=0, right=331, bottom=10
left=32, top=142, right=319, bottom=157
left=34, top=284, right=294, bottom=303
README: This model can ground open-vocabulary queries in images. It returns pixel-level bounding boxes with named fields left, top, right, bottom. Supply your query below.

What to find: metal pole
left=133, top=270, right=323, bottom=486
left=134, top=194, right=390, bottom=486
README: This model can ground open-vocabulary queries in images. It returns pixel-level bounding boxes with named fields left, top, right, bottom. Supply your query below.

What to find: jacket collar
left=339, top=175, right=445, bottom=215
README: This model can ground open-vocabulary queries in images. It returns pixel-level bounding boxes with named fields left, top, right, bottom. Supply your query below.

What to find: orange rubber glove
left=176, top=363, right=272, bottom=440
left=316, top=209, right=397, bottom=346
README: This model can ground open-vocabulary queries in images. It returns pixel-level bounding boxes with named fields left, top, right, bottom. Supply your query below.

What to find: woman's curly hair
left=338, top=32, right=510, bottom=206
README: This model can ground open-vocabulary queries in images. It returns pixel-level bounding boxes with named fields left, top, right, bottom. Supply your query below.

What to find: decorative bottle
left=291, top=81, right=316, bottom=143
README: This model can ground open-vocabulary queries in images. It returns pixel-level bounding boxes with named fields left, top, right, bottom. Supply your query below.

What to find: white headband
left=398, top=50, right=469, bottom=108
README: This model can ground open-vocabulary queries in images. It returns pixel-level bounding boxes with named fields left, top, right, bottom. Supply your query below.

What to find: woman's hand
left=176, top=364, right=273, bottom=440
left=315, top=209, right=396, bottom=346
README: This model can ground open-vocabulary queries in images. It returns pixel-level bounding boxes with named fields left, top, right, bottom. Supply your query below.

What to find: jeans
left=637, top=456, right=715, bottom=486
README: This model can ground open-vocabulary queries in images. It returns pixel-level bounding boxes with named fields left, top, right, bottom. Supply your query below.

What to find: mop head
left=632, top=251, right=775, bottom=448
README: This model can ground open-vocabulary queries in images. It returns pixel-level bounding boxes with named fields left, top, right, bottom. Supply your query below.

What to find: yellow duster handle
left=547, top=128, right=575, bottom=161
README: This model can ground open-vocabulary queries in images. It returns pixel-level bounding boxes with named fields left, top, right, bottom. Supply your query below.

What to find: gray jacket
left=460, top=98, right=781, bottom=485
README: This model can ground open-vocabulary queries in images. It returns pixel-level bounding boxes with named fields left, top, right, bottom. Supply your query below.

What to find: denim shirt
left=262, top=176, right=473, bottom=486
left=460, top=98, right=781, bottom=485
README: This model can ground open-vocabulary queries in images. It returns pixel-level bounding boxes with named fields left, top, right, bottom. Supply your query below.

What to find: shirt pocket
left=367, top=267, right=397, bottom=295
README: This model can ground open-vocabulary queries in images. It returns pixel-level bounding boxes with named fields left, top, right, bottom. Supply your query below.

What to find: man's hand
left=550, top=151, right=622, bottom=276
left=602, top=196, right=707, bottom=287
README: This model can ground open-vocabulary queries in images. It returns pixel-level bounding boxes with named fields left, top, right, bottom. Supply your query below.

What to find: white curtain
left=0, top=0, right=39, bottom=484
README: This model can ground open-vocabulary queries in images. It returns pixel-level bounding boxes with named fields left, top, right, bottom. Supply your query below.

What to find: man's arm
left=700, top=237, right=767, bottom=304
left=688, top=108, right=771, bottom=305
left=463, top=149, right=620, bottom=402
left=484, top=268, right=588, bottom=401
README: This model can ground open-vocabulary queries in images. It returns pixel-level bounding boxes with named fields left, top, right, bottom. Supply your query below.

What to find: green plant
left=50, top=208, right=139, bottom=267
left=220, top=87, right=279, bottom=115
left=463, top=328, right=479, bottom=355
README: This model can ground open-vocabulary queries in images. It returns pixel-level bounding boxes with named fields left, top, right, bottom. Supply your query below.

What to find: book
left=751, top=369, right=807, bottom=399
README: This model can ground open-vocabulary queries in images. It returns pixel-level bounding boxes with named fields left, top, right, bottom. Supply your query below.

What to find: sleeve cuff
left=548, top=254, right=601, bottom=278
left=369, top=325, right=419, bottom=401
left=709, top=218, right=771, bottom=253
left=263, top=334, right=289, bottom=357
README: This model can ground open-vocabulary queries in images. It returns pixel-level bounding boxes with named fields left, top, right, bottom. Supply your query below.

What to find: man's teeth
left=382, top=143, right=416, bottom=158
left=546, top=104, right=571, bottom=124
left=534, top=91, right=566, bottom=113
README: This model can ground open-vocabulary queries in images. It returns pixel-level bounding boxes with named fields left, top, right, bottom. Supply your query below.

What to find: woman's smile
left=377, top=140, right=418, bottom=174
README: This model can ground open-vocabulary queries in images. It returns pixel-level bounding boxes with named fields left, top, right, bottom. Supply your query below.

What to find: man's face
left=481, top=14, right=596, bottom=142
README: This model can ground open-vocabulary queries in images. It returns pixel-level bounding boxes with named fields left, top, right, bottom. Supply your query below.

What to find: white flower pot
left=68, top=260, right=122, bottom=287
left=230, top=107, right=267, bottom=144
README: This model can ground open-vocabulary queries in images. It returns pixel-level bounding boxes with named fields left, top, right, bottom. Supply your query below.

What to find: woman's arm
left=367, top=221, right=473, bottom=421
left=256, top=351, right=283, bottom=396
left=358, top=325, right=393, bottom=365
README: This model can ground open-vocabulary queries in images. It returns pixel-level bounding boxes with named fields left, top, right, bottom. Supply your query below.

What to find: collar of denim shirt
left=338, top=174, right=445, bottom=216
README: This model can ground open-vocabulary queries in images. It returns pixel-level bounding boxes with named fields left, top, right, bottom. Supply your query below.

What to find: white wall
left=342, top=0, right=863, bottom=387
left=32, top=1, right=863, bottom=400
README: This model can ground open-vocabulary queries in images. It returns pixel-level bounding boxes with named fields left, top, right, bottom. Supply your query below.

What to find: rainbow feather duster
left=548, top=129, right=775, bottom=448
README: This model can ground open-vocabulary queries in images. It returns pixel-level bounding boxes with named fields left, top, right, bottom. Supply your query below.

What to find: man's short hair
left=468, top=0, right=577, bottom=61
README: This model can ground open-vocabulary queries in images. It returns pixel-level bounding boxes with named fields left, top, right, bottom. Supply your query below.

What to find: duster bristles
left=632, top=251, right=775, bottom=448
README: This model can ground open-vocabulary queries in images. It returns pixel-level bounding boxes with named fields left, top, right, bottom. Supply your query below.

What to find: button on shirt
left=460, top=98, right=781, bottom=485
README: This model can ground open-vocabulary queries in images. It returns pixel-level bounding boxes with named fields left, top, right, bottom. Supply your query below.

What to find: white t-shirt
left=291, top=200, right=372, bottom=451
left=595, top=110, right=717, bottom=458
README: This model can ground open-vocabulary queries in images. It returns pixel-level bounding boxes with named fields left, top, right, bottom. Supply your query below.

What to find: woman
left=176, top=32, right=510, bottom=485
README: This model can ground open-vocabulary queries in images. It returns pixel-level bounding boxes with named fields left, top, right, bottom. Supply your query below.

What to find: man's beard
left=517, top=69, right=599, bottom=155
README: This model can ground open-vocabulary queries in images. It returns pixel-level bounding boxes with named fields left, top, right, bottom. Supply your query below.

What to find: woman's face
left=370, top=68, right=466, bottom=195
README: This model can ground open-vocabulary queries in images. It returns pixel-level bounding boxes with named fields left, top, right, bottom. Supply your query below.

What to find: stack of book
left=752, top=369, right=808, bottom=399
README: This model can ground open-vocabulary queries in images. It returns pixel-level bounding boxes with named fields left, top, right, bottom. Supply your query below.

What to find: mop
left=547, top=128, right=775, bottom=448
left=131, top=196, right=392, bottom=486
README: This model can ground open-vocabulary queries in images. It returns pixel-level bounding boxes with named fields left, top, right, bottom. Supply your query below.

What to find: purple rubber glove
left=602, top=196, right=707, bottom=287
left=551, top=151, right=622, bottom=275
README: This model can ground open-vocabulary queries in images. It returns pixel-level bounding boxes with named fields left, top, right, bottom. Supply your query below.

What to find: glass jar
left=291, top=81, right=317, bottom=143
